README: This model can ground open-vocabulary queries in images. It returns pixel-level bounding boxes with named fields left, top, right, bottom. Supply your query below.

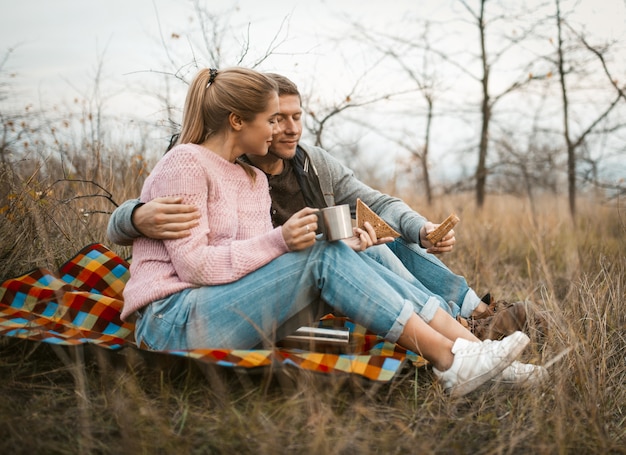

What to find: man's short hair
left=265, top=73, right=301, bottom=100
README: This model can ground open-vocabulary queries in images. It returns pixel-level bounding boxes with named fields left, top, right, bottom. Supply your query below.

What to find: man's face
left=269, top=94, right=302, bottom=160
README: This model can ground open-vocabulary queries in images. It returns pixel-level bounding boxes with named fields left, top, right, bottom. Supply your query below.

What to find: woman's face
left=239, top=93, right=280, bottom=157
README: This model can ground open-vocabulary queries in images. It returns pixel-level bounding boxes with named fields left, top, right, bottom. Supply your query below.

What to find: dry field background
left=0, top=157, right=625, bottom=454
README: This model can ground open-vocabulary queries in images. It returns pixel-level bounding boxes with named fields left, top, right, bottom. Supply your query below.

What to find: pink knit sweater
left=121, top=143, right=289, bottom=321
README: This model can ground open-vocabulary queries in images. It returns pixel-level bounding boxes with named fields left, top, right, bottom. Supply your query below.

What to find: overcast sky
left=1, top=0, right=625, bottom=183
left=2, top=0, right=624, bottom=113
left=0, top=0, right=439, bottom=112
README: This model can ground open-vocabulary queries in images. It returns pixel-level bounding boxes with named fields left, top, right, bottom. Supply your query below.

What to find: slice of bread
left=356, top=198, right=401, bottom=239
left=425, top=213, right=460, bottom=244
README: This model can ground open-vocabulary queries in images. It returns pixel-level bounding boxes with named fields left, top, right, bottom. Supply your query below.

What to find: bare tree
left=350, top=22, right=442, bottom=205
left=469, top=0, right=491, bottom=209
left=133, top=1, right=292, bottom=139
left=456, top=0, right=554, bottom=208
left=348, top=1, right=554, bottom=207
left=553, top=0, right=626, bottom=218
left=302, top=66, right=410, bottom=150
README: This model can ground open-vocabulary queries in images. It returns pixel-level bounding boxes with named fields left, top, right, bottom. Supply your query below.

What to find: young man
left=108, top=73, right=531, bottom=341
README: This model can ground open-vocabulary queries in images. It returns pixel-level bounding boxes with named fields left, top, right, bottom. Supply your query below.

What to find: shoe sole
left=448, top=332, right=530, bottom=397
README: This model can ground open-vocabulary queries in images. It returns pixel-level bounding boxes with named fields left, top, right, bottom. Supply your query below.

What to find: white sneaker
left=433, top=331, right=530, bottom=397
left=495, top=361, right=549, bottom=384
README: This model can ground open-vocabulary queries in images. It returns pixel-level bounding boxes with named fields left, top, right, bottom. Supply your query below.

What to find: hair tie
left=206, top=68, right=218, bottom=89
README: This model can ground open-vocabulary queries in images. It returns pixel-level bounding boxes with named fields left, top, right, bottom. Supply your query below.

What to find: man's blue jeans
left=364, top=238, right=481, bottom=319
left=134, top=240, right=442, bottom=351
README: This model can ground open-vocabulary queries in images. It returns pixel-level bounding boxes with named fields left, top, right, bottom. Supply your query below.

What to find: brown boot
left=484, top=300, right=528, bottom=340
left=467, top=294, right=541, bottom=341
left=462, top=294, right=496, bottom=340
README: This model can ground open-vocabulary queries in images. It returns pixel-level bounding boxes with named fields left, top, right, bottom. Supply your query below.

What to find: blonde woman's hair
left=178, top=67, right=278, bottom=181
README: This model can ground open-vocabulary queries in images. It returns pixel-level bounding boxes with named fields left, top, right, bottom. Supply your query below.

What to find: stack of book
left=278, top=326, right=351, bottom=352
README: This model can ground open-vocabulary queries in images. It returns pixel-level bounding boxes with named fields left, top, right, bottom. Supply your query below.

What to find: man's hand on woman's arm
left=132, top=197, right=200, bottom=240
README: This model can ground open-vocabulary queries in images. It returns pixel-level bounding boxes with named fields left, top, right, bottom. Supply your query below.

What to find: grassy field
left=1, top=162, right=624, bottom=454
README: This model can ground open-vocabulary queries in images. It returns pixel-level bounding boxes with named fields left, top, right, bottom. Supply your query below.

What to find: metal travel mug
left=320, top=204, right=353, bottom=241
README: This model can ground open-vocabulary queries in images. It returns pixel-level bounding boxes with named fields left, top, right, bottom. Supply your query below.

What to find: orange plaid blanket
left=0, top=243, right=424, bottom=382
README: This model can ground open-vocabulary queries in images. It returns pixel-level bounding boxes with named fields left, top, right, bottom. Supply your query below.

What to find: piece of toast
left=356, top=198, right=401, bottom=239
left=425, top=213, right=460, bottom=244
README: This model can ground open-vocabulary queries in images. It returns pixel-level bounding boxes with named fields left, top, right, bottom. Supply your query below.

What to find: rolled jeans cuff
left=418, top=296, right=441, bottom=324
left=385, top=300, right=414, bottom=344
left=460, top=289, right=481, bottom=318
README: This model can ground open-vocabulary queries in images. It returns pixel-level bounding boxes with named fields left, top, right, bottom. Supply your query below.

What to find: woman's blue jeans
left=135, top=240, right=442, bottom=351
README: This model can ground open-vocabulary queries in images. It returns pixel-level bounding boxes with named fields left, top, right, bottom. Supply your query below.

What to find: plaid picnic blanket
left=0, top=243, right=425, bottom=382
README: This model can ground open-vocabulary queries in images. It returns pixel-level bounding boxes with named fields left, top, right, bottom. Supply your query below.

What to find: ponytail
left=179, top=68, right=278, bottom=145
left=178, top=67, right=278, bottom=183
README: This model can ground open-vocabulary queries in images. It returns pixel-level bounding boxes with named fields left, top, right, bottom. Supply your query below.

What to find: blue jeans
left=366, top=238, right=481, bottom=319
left=135, top=240, right=442, bottom=351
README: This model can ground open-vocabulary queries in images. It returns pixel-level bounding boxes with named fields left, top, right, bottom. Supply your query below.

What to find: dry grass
left=1, top=155, right=625, bottom=454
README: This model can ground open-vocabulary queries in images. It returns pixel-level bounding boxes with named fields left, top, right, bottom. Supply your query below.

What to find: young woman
left=121, top=67, right=536, bottom=397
